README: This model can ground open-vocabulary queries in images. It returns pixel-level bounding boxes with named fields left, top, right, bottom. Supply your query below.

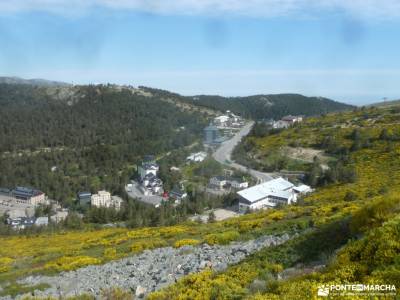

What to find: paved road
left=212, top=121, right=274, bottom=183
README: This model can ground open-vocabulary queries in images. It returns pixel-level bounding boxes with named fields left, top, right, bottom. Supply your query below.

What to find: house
left=187, top=152, right=207, bottom=163
left=11, top=187, right=47, bottom=206
left=229, top=178, right=249, bottom=189
left=169, top=188, right=188, bottom=201
left=282, top=115, right=303, bottom=124
left=209, top=176, right=228, bottom=189
left=272, top=120, right=290, bottom=129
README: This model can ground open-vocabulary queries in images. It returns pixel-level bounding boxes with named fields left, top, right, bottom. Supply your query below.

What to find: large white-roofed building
left=237, top=177, right=309, bottom=213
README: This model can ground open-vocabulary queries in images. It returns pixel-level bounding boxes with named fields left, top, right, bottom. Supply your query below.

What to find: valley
left=0, top=82, right=399, bottom=299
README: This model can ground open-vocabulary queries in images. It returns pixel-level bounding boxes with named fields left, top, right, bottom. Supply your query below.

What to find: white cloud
left=1, top=0, right=400, bottom=20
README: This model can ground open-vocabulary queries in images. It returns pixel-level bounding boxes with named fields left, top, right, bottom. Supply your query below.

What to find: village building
left=237, top=177, right=311, bottom=213
left=11, top=187, right=47, bottom=206
left=209, top=176, right=229, bottom=189
left=138, top=162, right=159, bottom=179
left=229, top=178, right=249, bottom=189
left=169, top=188, right=188, bottom=202
left=137, top=158, right=164, bottom=196
left=213, top=111, right=243, bottom=128
left=90, top=191, right=123, bottom=210
left=209, top=176, right=249, bottom=191
left=282, top=115, right=303, bottom=124
left=272, top=120, right=291, bottom=129
left=186, top=151, right=207, bottom=163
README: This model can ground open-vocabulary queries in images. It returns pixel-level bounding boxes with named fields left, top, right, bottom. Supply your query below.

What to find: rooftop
left=237, top=177, right=294, bottom=203
left=13, top=187, right=43, bottom=197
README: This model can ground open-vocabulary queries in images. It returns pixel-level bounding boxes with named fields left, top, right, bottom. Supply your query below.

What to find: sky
left=1, top=1, right=400, bottom=105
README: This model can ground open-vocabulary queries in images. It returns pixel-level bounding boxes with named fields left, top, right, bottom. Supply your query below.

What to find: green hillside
left=185, top=93, right=354, bottom=119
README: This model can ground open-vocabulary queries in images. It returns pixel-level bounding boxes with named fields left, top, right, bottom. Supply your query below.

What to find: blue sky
left=1, top=1, right=400, bottom=105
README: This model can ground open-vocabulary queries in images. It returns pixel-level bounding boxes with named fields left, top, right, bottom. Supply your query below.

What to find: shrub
left=204, top=231, right=240, bottom=245
left=100, top=287, right=133, bottom=300
left=44, top=256, right=101, bottom=272
left=103, top=248, right=117, bottom=260
left=174, top=239, right=201, bottom=248
left=130, top=239, right=167, bottom=253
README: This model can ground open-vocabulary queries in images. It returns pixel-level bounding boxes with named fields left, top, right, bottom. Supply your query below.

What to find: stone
left=8, top=234, right=293, bottom=300
left=135, top=285, right=147, bottom=298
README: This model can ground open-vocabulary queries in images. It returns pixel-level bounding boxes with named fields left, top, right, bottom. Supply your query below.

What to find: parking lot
left=125, top=181, right=165, bottom=207
left=0, top=195, right=34, bottom=218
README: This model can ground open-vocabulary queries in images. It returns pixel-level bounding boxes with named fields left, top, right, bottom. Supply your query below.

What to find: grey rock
left=5, top=234, right=293, bottom=300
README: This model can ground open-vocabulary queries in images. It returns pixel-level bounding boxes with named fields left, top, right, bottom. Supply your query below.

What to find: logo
left=317, top=284, right=396, bottom=297
left=317, top=286, right=329, bottom=297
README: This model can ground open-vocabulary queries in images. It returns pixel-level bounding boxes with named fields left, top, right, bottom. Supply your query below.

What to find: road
left=212, top=121, right=274, bottom=183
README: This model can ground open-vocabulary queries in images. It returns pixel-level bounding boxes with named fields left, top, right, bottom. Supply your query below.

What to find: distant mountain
left=369, top=99, right=400, bottom=108
left=0, top=76, right=70, bottom=87
left=184, top=93, right=355, bottom=120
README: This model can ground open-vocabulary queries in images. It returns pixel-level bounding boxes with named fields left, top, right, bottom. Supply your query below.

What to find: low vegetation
left=146, top=105, right=400, bottom=299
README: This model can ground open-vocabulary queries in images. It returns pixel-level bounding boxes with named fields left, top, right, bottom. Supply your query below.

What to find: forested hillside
left=0, top=84, right=208, bottom=202
left=185, top=93, right=354, bottom=119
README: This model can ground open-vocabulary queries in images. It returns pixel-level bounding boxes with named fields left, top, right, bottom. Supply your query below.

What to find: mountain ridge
left=0, top=76, right=71, bottom=87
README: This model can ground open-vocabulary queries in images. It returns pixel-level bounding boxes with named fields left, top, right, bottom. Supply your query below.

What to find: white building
left=230, top=178, right=249, bottom=189
left=138, top=162, right=159, bottom=179
left=187, top=152, right=207, bottom=163
left=209, top=176, right=228, bottom=189
left=214, top=115, right=230, bottom=126
left=91, top=191, right=124, bottom=210
left=214, top=111, right=243, bottom=128
left=137, top=158, right=164, bottom=196
left=91, top=191, right=111, bottom=207
left=110, top=196, right=124, bottom=210
left=237, top=177, right=310, bottom=213
left=272, top=120, right=290, bottom=129
left=282, top=115, right=303, bottom=124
